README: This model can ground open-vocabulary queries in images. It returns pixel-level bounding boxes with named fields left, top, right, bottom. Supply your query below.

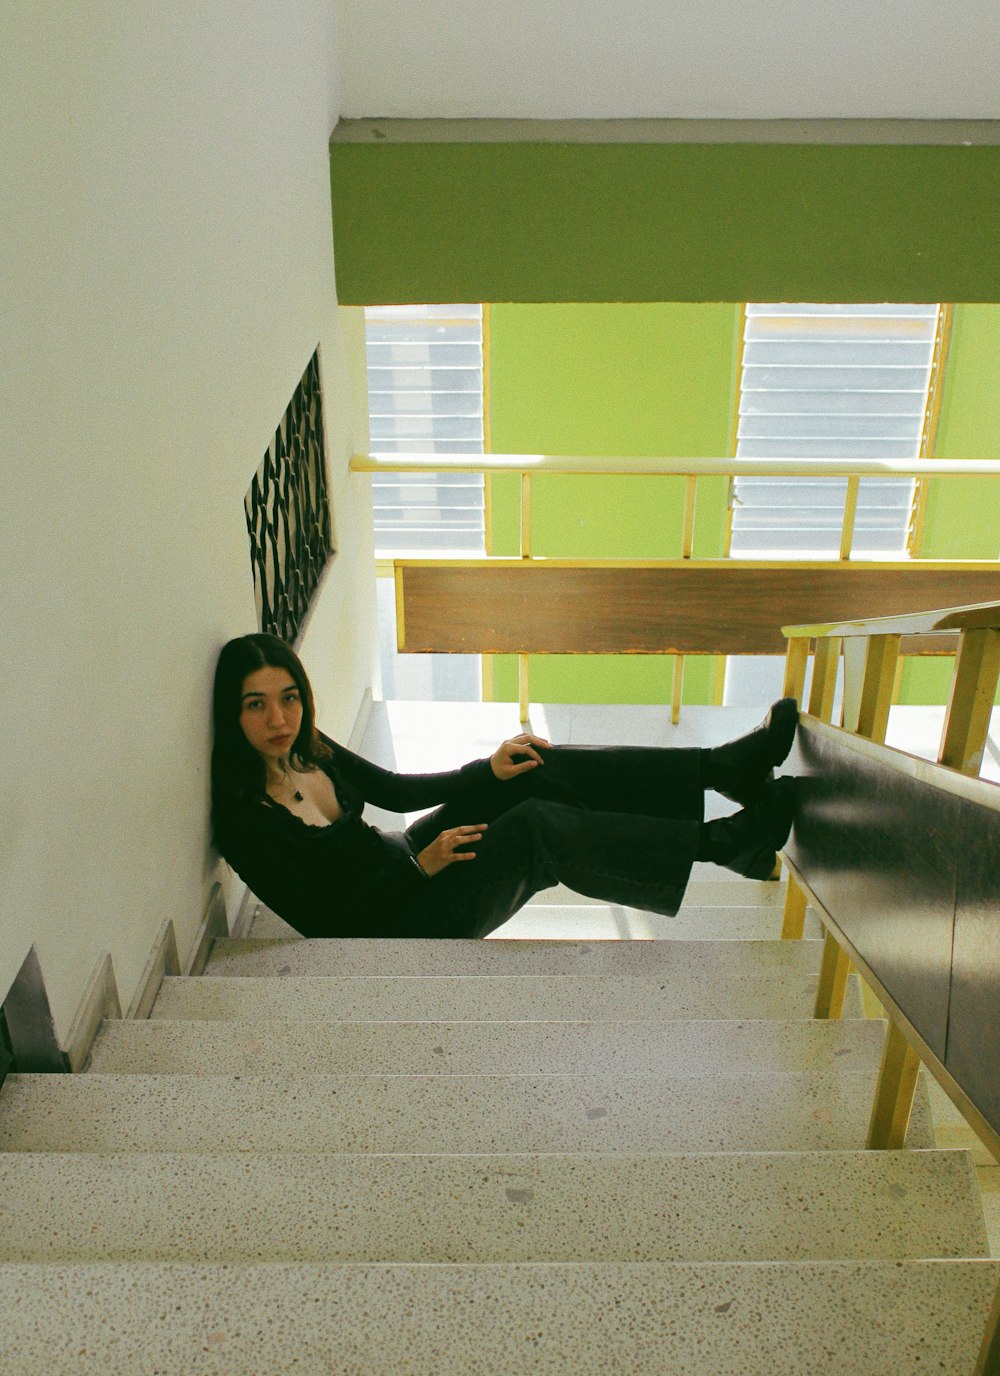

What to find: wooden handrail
left=782, top=715, right=1000, bottom=1369
left=397, top=560, right=1000, bottom=654
left=780, top=606, right=1000, bottom=1375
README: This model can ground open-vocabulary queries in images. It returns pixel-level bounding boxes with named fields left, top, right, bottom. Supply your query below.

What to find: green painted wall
left=903, top=304, right=1000, bottom=703
left=329, top=130, right=1000, bottom=707
left=331, top=138, right=1000, bottom=305
left=485, top=302, right=1000, bottom=708
left=487, top=304, right=737, bottom=704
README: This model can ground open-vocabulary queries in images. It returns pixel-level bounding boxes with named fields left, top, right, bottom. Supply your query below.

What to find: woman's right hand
left=415, top=824, right=487, bottom=877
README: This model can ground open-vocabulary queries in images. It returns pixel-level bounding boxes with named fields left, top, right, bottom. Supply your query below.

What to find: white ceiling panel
left=336, top=0, right=1000, bottom=120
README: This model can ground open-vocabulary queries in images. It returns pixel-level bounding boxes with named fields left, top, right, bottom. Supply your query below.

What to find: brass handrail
left=351, top=452, right=1000, bottom=477
left=784, top=599, right=1000, bottom=642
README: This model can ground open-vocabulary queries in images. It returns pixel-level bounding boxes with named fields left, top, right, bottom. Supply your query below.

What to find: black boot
left=703, top=698, right=799, bottom=805
left=697, top=778, right=796, bottom=880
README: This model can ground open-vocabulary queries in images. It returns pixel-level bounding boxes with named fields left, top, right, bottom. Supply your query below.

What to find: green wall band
left=331, top=141, right=1000, bottom=305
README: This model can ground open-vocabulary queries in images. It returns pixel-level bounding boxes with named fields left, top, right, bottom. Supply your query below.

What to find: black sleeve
left=324, top=735, right=498, bottom=811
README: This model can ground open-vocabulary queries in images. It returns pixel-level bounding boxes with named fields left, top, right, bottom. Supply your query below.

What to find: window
left=364, top=305, right=486, bottom=699
left=365, top=305, right=486, bottom=555
left=729, top=304, right=942, bottom=558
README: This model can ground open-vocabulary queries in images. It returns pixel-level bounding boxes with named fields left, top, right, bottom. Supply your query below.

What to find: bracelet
left=409, top=853, right=430, bottom=879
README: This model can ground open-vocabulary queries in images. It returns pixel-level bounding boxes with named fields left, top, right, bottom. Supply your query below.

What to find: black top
left=214, top=737, right=496, bottom=937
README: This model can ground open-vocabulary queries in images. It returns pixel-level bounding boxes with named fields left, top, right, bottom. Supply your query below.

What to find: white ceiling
left=335, top=0, right=1000, bottom=121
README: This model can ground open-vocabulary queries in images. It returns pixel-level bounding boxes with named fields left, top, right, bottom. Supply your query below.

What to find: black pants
left=401, top=744, right=704, bottom=939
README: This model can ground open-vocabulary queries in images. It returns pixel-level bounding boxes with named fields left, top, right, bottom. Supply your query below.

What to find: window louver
left=365, top=305, right=485, bottom=555
left=730, top=304, right=940, bottom=558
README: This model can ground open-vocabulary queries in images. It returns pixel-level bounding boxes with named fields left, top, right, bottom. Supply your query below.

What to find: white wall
left=336, top=0, right=1000, bottom=120
left=0, top=3, right=376, bottom=1039
left=297, top=306, right=379, bottom=737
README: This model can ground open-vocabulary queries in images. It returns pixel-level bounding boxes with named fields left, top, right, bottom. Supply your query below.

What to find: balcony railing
left=352, top=452, right=1000, bottom=722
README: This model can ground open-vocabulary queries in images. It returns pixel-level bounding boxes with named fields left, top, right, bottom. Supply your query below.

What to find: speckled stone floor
left=0, top=1148, right=985, bottom=1264
left=0, top=1259, right=997, bottom=1376
left=88, top=1014, right=888, bottom=1077
left=2, top=701, right=995, bottom=1371
left=150, top=970, right=848, bottom=1024
left=248, top=897, right=821, bottom=941
left=0, top=1068, right=935, bottom=1155
left=205, top=934, right=825, bottom=977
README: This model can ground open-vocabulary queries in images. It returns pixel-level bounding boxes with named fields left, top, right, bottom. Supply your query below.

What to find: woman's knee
left=503, top=796, right=554, bottom=828
left=499, top=797, right=578, bottom=851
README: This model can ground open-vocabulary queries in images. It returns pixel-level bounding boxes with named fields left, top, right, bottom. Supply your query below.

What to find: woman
left=211, top=633, right=797, bottom=940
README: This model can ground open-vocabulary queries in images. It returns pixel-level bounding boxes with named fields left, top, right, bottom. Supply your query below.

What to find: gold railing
left=782, top=600, right=1000, bottom=772
left=779, top=598, right=1000, bottom=947
left=353, top=452, right=1000, bottom=722
left=779, top=601, right=1000, bottom=1375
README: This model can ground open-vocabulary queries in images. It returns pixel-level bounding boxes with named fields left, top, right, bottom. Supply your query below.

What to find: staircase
left=0, top=877, right=996, bottom=1374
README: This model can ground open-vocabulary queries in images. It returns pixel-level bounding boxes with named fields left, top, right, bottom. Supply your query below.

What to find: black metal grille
left=245, top=350, right=334, bottom=644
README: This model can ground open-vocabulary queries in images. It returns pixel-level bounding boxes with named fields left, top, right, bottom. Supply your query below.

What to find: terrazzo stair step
left=489, top=903, right=822, bottom=941
left=0, top=1149, right=985, bottom=1264
left=88, top=1014, right=888, bottom=1077
left=205, top=935, right=825, bottom=978
left=149, top=969, right=863, bottom=1023
left=539, top=878, right=788, bottom=908
left=0, top=1069, right=935, bottom=1154
left=245, top=877, right=788, bottom=938
left=0, top=1259, right=996, bottom=1375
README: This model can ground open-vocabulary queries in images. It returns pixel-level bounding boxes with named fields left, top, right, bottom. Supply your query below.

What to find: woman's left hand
left=490, top=733, right=552, bottom=780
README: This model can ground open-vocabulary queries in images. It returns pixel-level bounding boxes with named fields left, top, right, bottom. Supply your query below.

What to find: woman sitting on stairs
left=211, top=633, right=797, bottom=940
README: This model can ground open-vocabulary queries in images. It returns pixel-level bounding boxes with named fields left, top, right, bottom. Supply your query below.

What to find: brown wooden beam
left=395, top=560, right=1000, bottom=655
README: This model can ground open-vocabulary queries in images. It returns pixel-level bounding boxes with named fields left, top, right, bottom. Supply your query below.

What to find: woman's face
left=239, top=665, right=304, bottom=762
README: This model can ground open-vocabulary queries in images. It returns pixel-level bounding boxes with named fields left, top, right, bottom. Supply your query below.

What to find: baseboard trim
left=231, top=886, right=260, bottom=941
left=348, top=686, right=373, bottom=752
left=65, top=953, right=122, bottom=1074
left=125, top=917, right=180, bottom=1022
left=184, top=883, right=230, bottom=977
left=65, top=884, right=234, bottom=1071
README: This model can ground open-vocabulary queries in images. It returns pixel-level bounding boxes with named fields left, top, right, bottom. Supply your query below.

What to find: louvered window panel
left=730, top=304, right=940, bottom=557
left=365, top=305, right=485, bottom=555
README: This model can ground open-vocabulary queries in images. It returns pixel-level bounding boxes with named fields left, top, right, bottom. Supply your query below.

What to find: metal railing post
left=519, top=471, right=532, bottom=724
left=808, top=636, right=843, bottom=723
left=670, top=475, right=699, bottom=725
left=782, top=636, right=810, bottom=705
left=867, top=1019, right=922, bottom=1150
left=939, top=627, right=1000, bottom=775
left=839, top=475, right=860, bottom=560
left=780, top=877, right=808, bottom=940
left=814, top=931, right=851, bottom=1019
left=856, top=635, right=901, bottom=745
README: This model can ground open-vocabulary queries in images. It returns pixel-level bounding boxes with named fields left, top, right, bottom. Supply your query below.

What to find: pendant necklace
left=279, top=761, right=303, bottom=802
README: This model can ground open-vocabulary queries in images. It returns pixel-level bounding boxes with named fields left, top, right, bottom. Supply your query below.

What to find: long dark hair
left=210, top=633, right=331, bottom=840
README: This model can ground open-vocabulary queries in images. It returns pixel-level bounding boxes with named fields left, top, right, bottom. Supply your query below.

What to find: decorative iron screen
left=244, top=350, right=334, bottom=643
